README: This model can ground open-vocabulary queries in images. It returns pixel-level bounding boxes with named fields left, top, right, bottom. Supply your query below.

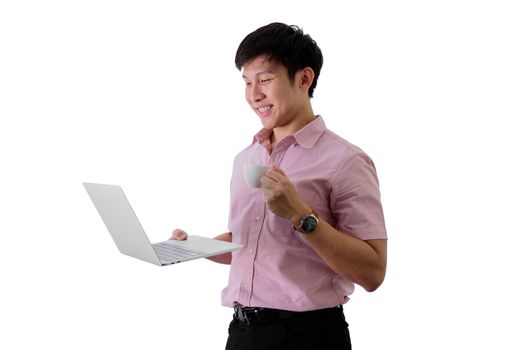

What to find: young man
left=171, top=22, right=387, bottom=350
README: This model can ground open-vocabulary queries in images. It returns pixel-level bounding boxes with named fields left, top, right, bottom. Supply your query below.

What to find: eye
left=245, top=81, right=252, bottom=86
left=260, top=78, right=273, bottom=84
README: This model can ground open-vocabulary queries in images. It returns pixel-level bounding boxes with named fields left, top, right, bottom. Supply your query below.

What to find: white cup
left=243, top=163, right=268, bottom=188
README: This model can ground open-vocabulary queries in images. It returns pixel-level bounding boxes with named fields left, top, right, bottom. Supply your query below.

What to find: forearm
left=302, top=219, right=387, bottom=292
left=205, top=232, right=233, bottom=265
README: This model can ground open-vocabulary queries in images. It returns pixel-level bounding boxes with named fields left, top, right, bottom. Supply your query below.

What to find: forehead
left=241, top=54, right=287, bottom=78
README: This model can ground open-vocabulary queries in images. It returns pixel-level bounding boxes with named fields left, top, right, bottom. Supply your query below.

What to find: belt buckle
left=237, top=307, right=261, bottom=326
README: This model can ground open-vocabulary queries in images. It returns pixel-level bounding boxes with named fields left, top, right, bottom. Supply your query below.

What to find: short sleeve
left=330, top=153, right=387, bottom=240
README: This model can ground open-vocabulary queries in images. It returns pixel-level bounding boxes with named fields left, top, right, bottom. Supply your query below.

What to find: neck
left=271, top=106, right=316, bottom=147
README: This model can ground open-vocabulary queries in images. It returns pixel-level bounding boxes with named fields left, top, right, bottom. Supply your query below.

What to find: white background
left=1, top=0, right=523, bottom=349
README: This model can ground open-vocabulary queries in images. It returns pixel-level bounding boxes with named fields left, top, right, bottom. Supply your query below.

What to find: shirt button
left=255, top=215, right=261, bottom=221
left=249, top=248, right=253, bottom=254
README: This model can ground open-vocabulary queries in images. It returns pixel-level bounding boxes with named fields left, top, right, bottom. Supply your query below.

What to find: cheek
left=271, top=86, right=290, bottom=104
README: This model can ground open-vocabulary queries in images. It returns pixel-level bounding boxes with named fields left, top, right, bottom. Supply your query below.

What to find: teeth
left=257, top=105, right=272, bottom=112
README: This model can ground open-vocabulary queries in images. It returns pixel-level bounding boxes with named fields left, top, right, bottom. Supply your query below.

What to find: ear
left=297, top=67, right=315, bottom=93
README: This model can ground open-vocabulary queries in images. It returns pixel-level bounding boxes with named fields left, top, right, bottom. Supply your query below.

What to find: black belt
left=233, top=305, right=342, bottom=326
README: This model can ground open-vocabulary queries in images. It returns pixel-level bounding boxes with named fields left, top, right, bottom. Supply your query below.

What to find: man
left=171, top=22, right=387, bottom=350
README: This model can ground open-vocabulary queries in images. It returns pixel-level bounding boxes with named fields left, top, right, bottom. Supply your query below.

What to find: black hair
left=235, top=22, right=323, bottom=98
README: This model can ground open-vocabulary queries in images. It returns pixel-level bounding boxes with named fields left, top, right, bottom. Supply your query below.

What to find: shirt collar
left=252, top=115, right=326, bottom=149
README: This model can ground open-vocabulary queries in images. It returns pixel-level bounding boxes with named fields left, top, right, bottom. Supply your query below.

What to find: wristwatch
left=294, top=209, right=319, bottom=234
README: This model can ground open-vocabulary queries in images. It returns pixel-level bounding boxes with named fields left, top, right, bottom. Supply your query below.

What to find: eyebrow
left=242, top=70, right=276, bottom=79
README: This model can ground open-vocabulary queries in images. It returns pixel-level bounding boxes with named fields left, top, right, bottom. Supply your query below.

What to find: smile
left=256, top=105, right=273, bottom=113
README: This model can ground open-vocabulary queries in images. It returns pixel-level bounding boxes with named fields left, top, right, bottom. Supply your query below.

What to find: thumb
left=170, top=229, right=188, bottom=240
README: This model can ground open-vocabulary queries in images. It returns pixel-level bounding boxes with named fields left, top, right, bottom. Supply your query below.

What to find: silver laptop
left=83, top=182, right=242, bottom=266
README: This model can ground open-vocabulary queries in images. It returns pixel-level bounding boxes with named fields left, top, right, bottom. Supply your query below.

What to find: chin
left=258, top=116, right=273, bottom=129
left=262, top=120, right=277, bottom=130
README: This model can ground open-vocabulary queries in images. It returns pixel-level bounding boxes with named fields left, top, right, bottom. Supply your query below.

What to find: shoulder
left=313, top=129, right=380, bottom=191
left=319, top=128, right=373, bottom=167
left=233, top=141, right=258, bottom=160
left=231, top=138, right=268, bottom=168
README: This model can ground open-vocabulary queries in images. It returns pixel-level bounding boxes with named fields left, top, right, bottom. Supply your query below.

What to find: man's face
left=242, top=55, right=304, bottom=130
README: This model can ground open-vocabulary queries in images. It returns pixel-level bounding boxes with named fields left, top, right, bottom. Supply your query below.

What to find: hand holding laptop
left=170, top=229, right=234, bottom=265
left=170, top=229, right=189, bottom=241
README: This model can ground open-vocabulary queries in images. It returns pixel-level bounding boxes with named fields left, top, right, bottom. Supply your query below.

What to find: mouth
left=256, top=105, right=273, bottom=116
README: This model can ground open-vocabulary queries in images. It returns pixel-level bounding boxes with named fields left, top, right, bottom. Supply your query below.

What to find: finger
left=266, top=169, right=286, bottom=183
left=271, top=163, right=287, bottom=176
left=260, top=176, right=284, bottom=196
left=170, top=229, right=188, bottom=240
left=260, top=176, right=275, bottom=190
left=171, top=232, right=188, bottom=240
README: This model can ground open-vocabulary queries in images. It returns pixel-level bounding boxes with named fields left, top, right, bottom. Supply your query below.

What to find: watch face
left=301, top=215, right=318, bottom=233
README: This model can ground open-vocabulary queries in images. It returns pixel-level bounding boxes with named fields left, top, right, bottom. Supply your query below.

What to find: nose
left=246, top=82, right=265, bottom=103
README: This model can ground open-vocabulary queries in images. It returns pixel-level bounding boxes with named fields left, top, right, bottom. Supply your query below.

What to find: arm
left=170, top=229, right=233, bottom=265
left=207, top=232, right=233, bottom=265
left=292, top=210, right=387, bottom=292
left=261, top=165, right=387, bottom=292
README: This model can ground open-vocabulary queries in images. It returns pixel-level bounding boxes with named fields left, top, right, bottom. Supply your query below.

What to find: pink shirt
left=221, top=116, right=387, bottom=312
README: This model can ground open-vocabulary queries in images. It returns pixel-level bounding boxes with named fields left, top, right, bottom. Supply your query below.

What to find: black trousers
left=225, top=307, right=352, bottom=350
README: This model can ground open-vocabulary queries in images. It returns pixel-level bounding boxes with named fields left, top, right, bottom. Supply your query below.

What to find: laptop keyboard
left=152, top=241, right=205, bottom=263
